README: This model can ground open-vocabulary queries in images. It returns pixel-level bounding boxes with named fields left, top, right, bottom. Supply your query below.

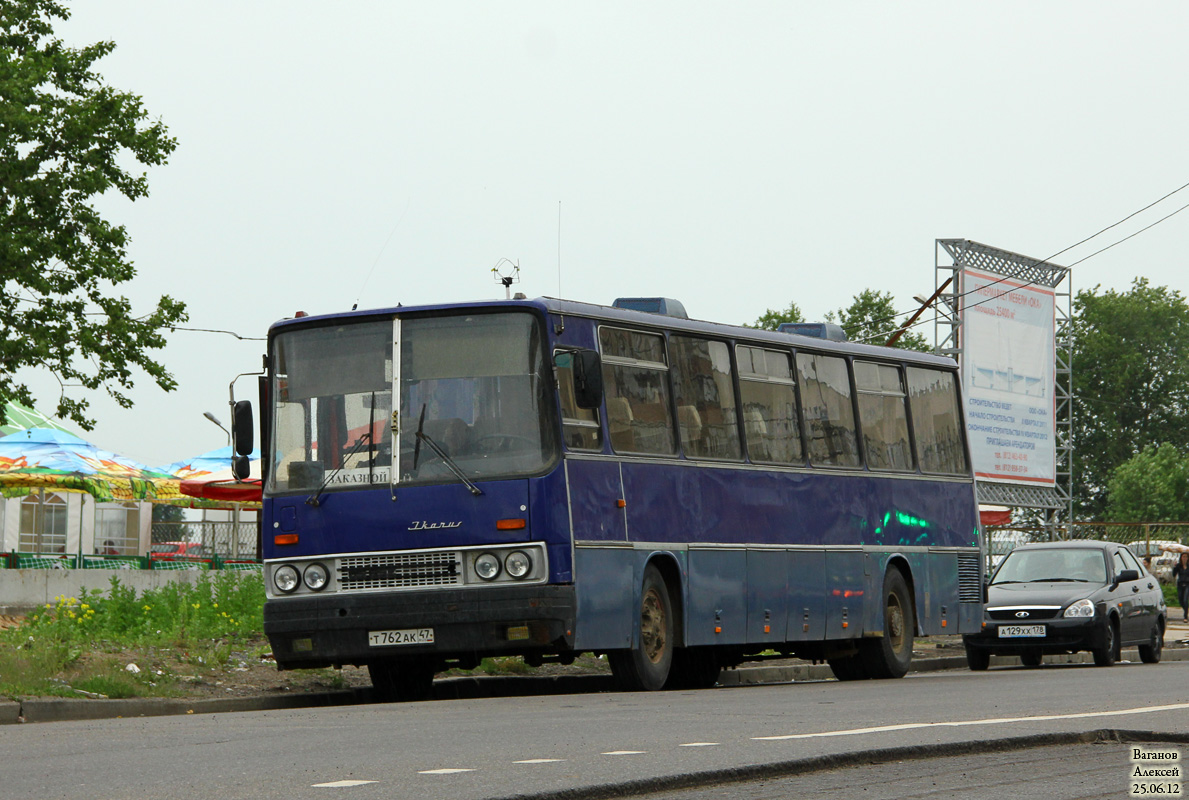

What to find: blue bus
left=250, top=296, right=982, bottom=700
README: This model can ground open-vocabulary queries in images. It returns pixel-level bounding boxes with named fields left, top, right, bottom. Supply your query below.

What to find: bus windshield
left=268, top=311, right=558, bottom=495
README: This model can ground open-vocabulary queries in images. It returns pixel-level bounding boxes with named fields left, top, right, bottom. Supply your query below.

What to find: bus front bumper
left=263, top=584, right=576, bottom=670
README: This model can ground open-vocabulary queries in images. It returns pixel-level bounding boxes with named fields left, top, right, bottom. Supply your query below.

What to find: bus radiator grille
left=338, top=552, right=463, bottom=592
left=957, top=552, right=982, bottom=603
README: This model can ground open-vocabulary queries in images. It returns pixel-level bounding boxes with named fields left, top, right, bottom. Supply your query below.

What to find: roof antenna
left=491, top=258, right=521, bottom=300
left=353, top=197, right=411, bottom=312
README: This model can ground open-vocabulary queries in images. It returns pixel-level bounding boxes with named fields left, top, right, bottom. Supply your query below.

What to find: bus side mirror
left=572, top=349, right=603, bottom=410
left=233, top=400, right=254, bottom=458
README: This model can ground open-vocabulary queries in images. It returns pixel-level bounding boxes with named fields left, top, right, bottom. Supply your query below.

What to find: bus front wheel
left=368, top=657, right=436, bottom=702
left=609, top=564, right=674, bottom=691
left=860, top=568, right=915, bottom=679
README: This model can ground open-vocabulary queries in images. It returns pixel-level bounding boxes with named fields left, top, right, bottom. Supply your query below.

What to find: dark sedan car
left=964, top=540, right=1166, bottom=670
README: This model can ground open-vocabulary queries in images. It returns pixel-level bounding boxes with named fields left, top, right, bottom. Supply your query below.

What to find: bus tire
left=828, top=654, right=869, bottom=681
left=666, top=648, right=721, bottom=690
left=609, top=564, right=674, bottom=691
left=368, top=657, right=436, bottom=702
left=860, top=568, right=914, bottom=679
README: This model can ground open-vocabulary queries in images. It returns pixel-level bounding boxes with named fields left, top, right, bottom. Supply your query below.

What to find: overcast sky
left=21, top=1, right=1188, bottom=468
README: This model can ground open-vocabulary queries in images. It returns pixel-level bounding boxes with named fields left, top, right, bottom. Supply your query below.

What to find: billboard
left=959, top=267, right=1057, bottom=485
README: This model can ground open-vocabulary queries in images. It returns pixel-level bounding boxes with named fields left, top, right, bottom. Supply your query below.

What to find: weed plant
left=0, top=572, right=265, bottom=700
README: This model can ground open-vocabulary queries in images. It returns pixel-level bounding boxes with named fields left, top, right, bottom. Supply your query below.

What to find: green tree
left=827, top=289, right=931, bottom=351
left=1105, top=444, right=1189, bottom=522
left=0, top=0, right=187, bottom=430
left=1073, top=278, right=1189, bottom=518
left=748, top=302, right=804, bottom=331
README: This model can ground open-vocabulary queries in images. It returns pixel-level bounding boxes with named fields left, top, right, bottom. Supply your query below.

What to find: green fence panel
left=218, top=560, right=262, bottom=572
left=81, top=554, right=147, bottom=570
left=13, top=553, right=77, bottom=569
left=151, top=558, right=213, bottom=571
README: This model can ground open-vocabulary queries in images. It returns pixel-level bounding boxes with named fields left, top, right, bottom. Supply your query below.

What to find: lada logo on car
left=408, top=520, right=463, bottom=531
left=1015, top=611, right=1030, bottom=618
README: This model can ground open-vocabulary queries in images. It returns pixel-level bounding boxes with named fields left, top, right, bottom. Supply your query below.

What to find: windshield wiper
left=1030, top=577, right=1078, bottom=582
left=412, top=403, right=427, bottom=470
left=415, top=429, right=483, bottom=496
left=307, top=430, right=373, bottom=507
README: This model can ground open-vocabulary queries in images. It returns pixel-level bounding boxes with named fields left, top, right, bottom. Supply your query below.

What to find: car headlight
left=274, top=565, right=300, bottom=594
left=504, top=550, right=532, bottom=579
left=475, top=552, right=501, bottom=581
left=1063, top=598, right=1095, bottom=618
left=303, top=563, right=329, bottom=591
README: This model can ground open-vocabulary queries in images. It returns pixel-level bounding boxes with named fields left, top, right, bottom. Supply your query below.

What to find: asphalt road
left=5, top=661, right=1188, bottom=800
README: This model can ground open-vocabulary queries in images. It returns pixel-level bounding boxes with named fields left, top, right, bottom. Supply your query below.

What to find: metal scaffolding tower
left=934, top=239, right=1073, bottom=531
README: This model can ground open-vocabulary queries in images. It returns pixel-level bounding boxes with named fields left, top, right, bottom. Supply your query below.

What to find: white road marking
left=679, top=742, right=721, bottom=747
left=514, top=759, right=566, bottom=764
left=418, top=768, right=476, bottom=774
left=602, top=750, right=647, bottom=755
left=311, top=780, right=378, bottom=787
left=752, top=702, right=1189, bottom=741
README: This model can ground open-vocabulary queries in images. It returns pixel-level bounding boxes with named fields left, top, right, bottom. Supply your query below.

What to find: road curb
left=5, top=648, right=1188, bottom=724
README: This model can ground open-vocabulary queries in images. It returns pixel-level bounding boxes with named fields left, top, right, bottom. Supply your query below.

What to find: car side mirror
left=1116, top=568, right=1140, bottom=584
left=571, top=349, right=603, bottom=410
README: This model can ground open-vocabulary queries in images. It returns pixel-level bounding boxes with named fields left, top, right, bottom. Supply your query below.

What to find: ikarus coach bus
left=243, top=296, right=982, bottom=700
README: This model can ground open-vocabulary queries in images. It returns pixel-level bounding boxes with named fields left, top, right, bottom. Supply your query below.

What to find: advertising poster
left=959, top=268, right=1057, bottom=485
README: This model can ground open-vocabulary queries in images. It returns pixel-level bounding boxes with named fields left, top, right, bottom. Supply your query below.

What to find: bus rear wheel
left=368, top=657, right=436, bottom=702
left=860, top=568, right=915, bottom=679
left=609, top=564, right=673, bottom=691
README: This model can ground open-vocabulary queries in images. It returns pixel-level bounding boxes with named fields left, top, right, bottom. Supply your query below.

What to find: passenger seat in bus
left=607, top=397, right=634, bottom=451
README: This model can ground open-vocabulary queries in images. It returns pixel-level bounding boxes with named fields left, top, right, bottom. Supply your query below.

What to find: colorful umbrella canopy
left=157, top=445, right=261, bottom=481
left=179, top=460, right=262, bottom=504
left=0, top=428, right=182, bottom=503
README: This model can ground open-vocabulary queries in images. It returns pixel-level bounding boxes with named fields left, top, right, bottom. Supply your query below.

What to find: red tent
left=179, top=461, right=261, bottom=504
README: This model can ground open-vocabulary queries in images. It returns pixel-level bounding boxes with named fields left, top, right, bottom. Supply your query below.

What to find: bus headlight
left=475, top=552, right=501, bottom=581
left=274, top=565, right=300, bottom=594
left=303, top=563, right=329, bottom=591
left=504, top=550, right=532, bottom=579
left=1063, top=598, right=1095, bottom=618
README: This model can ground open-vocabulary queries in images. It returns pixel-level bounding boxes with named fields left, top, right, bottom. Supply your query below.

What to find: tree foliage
left=0, top=0, right=187, bottom=430
left=747, top=301, right=804, bottom=331
left=1105, top=444, right=1189, bottom=523
left=1072, top=278, right=1189, bottom=518
left=828, top=289, right=931, bottom=352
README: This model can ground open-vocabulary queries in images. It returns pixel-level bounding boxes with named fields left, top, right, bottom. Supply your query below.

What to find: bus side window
left=906, top=368, right=968, bottom=475
left=554, top=351, right=603, bottom=451
left=737, top=345, right=802, bottom=464
left=670, top=336, right=741, bottom=460
left=854, top=361, right=912, bottom=472
left=795, top=352, right=860, bottom=468
left=598, top=327, right=676, bottom=455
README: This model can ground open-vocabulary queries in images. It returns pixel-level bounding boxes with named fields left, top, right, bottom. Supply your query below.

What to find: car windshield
left=991, top=548, right=1107, bottom=584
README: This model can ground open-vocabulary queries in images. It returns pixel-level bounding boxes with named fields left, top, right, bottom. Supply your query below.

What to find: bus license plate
left=998, top=624, right=1045, bottom=638
left=368, top=628, right=434, bottom=647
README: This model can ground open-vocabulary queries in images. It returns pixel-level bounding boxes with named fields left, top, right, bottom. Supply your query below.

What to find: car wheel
left=1138, top=620, right=1164, bottom=664
left=965, top=645, right=990, bottom=672
left=1092, top=617, right=1118, bottom=667
left=1020, top=651, right=1042, bottom=668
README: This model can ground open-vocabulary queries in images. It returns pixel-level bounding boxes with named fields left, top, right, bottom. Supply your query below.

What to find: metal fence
left=985, top=522, right=1189, bottom=582
left=151, top=521, right=259, bottom=561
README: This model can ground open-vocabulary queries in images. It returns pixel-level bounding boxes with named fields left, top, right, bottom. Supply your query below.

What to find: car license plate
left=368, top=628, right=434, bottom=646
left=997, top=624, right=1045, bottom=638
